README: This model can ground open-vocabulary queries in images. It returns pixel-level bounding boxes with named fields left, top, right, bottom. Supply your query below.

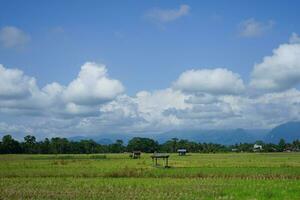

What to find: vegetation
left=1, top=135, right=299, bottom=199
left=0, top=153, right=299, bottom=199
left=0, top=134, right=300, bottom=154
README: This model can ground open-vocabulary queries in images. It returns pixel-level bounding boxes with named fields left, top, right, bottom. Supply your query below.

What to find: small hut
left=151, top=153, right=170, bottom=168
left=131, top=151, right=141, bottom=159
left=177, top=149, right=187, bottom=156
left=253, top=144, right=263, bottom=152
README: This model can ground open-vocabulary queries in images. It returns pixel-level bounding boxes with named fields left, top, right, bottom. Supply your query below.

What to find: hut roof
left=151, top=153, right=169, bottom=158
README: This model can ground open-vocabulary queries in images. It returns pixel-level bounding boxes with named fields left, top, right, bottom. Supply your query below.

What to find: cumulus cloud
left=250, top=39, right=300, bottom=91
left=0, top=65, right=62, bottom=116
left=2, top=36, right=300, bottom=137
left=164, top=103, right=237, bottom=121
left=99, top=89, right=189, bottom=132
left=63, top=62, right=124, bottom=105
left=3, top=86, right=300, bottom=137
left=0, top=26, right=30, bottom=48
left=240, top=89, right=300, bottom=128
left=145, top=4, right=190, bottom=24
left=173, top=68, right=245, bottom=95
left=0, top=64, right=37, bottom=99
left=185, top=93, right=218, bottom=104
left=0, top=62, right=124, bottom=118
left=238, top=18, right=274, bottom=38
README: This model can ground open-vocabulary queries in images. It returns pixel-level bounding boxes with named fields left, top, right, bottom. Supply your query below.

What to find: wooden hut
left=151, top=153, right=170, bottom=168
left=131, top=151, right=141, bottom=159
left=177, top=149, right=187, bottom=156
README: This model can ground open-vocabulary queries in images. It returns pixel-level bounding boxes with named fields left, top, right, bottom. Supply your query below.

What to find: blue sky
left=1, top=0, right=300, bottom=138
left=1, top=0, right=299, bottom=94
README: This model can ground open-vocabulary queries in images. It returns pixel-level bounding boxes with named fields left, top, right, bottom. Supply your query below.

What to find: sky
left=1, top=0, right=300, bottom=139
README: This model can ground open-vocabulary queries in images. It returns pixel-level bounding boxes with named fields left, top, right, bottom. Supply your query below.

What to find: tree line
left=0, top=134, right=299, bottom=154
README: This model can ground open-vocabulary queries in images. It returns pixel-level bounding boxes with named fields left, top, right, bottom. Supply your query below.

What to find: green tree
left=171, top=138, right=179, bottom=153
left=1, top=135, right=22, bottom=153
left=0, top=142, right=3, bottom=153
left=278, top=138, right=286, bottom=152
left=109, top=139, right=125, bottom=153
left=39, top=138, right=51, bottom=154
left=80, top=140, right=98, bottom=154
left=23, top=135, right=37, bottom=153
left=127, top=137, right=158, bottom=153
left=50, top=137, right=70, bottom=154
left=159, top=140, right=174, bottom=153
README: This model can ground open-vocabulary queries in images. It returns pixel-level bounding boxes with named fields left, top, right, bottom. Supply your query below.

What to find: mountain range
left=265, top=121, right=300, bottom=143
left=69, top=121, right=300, bottom=145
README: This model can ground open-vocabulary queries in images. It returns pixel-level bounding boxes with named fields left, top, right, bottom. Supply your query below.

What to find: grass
left=0, top=153, right=300, bottom=199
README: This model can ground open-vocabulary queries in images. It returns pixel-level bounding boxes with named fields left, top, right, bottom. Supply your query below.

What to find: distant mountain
left=265, top=121, right=300, bottom=143
left=69, top=135, right=114, bottom=144
left=155, top=129, right=268, bottom=145
left=69, top=129, right=269, bottom=145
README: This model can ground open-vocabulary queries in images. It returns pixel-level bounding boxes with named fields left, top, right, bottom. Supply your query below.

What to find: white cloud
left=185, top=93, right=218, bottom=104
left=145, top=4, right=190, bottom=23
left=99, top=89, right=189, bottom=132
left=240, top=89, right=300, bottom=128
left=250, top=40, right=300, bottom=91
left=63, top=62, right=124, bottom=105
left=2, top=35, right=300, bottom=137
left=0, top=65, right=64, bottom=116
left=0, top=64, right=37, bottom=99
left=238, top=18, right=274, bottom=38
left=0, top=122, right=32, bottom=140
left=289, top=32, right=300, bottom=44
left=173, top=68, right=245, bottom=95
left=64, top=102, right=99, bottom=117
left=0, top=26, right=30, bottom=48
left=0, top=62, right=124, bottom=119
left=42, top=82, right=64, bottom=98
left=3, top=87, right=300, bottom=137
left=135, top=89, right=188, bottom=113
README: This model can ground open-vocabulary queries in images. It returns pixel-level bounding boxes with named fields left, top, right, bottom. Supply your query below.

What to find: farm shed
left=253, top=144, right=263, bottom=152
left=151, top=153, right=170, bottom=168
left=130, top=151, right=141, bottom=159
left=177, top=149, right=187, bottom=156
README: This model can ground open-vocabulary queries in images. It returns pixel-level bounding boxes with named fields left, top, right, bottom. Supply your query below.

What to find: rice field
left=1, top=153, right=300, bottom=199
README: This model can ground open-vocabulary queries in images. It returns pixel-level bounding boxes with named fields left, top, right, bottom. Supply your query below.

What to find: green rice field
left=0, top=153, right=300, bottom=199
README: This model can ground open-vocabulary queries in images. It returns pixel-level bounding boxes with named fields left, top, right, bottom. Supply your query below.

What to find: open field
left=1, top=153, right=300, bottom=199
